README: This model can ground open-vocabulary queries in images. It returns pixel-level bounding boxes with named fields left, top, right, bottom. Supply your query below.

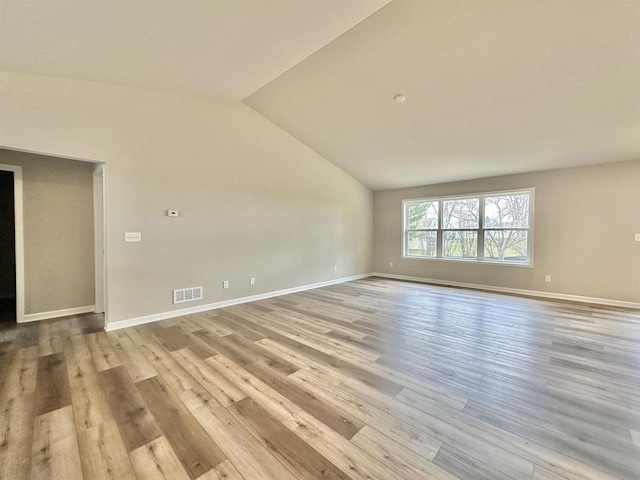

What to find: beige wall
left=0, top=71, right=373, bottom=326
left=374, top=160, right=640, bottom=304
left=0, top=149, right=95, bottom=314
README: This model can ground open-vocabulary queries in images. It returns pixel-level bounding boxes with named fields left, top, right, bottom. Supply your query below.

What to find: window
left=403, top=189, right=533, bottom=265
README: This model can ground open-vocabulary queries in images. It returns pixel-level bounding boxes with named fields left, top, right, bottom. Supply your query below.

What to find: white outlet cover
left=250, top=277, right=256, bottom=285
left=223, top=280, right=229, bottom=289
left=635, top=233, right=640, bottom=242
left=124, top=232, right=141, bottom=242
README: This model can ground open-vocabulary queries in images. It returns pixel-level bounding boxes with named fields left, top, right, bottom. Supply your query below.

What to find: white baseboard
left=21, top=305, right=96, bottom=323
left=105, top=273, right=372, bottom=331
left=372, top=273, right=640, bottom=309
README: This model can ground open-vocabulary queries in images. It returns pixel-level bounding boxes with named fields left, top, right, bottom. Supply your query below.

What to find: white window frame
left=402, top=188, right=535, bottom=267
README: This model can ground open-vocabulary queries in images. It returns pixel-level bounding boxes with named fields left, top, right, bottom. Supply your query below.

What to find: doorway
left=0, top=163, right=24, bottom=324
left=0, top=171, right=16, bottom=323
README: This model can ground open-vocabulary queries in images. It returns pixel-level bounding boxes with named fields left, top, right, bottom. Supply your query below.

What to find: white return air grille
left=173, top=286, right=203, bottom=304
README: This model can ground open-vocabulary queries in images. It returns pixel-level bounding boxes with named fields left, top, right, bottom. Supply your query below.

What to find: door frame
left=0, top=146, right=108, bottom=328
left=93, top=164, right=106, bottom=314
left=0, top=163, right=25, bottom=323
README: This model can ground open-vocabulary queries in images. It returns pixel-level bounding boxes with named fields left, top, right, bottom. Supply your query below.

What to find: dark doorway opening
left=0, top=170, right=16, bottom=323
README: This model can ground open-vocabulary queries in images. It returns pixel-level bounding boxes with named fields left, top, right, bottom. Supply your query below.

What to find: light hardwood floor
left=1, top=277, right=639, bottom=479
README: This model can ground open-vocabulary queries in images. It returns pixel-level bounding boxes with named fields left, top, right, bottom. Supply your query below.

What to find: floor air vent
left=173, top=286, right=203, bottom=304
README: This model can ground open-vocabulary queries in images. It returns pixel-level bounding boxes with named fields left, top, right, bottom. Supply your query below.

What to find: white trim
left=105, top=273, right=372, bottom=331
left=0, top=163, right=25, bottom=322
left=372, top=273, right=640, bottom=309
left=0, top=144, right=107, bottom=164
left=21, top=305, right=96, bottom=323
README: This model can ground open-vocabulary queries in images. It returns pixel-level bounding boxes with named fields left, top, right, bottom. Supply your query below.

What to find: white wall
left=0, top=71, right=373, bottom=326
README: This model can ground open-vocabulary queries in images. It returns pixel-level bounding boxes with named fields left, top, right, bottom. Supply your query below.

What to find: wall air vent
left=173, top=286, right=203, bottom=304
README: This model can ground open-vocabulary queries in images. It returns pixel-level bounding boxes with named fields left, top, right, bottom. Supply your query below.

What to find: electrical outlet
left=334, top=266, right=338, bottom=272
left=223, top=280, right=229, bottom=289
left=250, top=277, right=255, bottom=286
left=635, top=233, right=640, bottom=242
left=544, top=275, right=551, bottom=283
left=389, top=262, right=394, bottom=268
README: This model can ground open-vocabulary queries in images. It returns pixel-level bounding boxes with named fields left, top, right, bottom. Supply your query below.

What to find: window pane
left=443, top=231, right=477, bottom=258
left=408, top=201, right=438, bottom=229
left=442, top=198, right=479, bottom=229
left=484, top=194, right=530, bottom=228
left=484, top=230, right=528, bottom=262
left=406, top=231, right=437, bottom=257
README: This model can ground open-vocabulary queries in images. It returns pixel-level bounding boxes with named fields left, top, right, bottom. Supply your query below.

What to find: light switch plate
left=167, top=210, right=179, bottom=217
left=125, top=232, right=141, bottom=242
left=635, top=233, right=640, bottom=242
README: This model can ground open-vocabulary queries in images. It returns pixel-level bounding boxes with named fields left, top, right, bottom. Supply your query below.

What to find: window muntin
left=403, top=189, right=533, bottom=265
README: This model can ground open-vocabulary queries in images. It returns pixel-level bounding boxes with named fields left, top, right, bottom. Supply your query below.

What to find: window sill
left=401, top=255, right=534, bottom=268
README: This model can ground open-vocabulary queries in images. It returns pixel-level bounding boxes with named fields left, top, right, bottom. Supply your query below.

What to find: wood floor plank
left=283, top=410, right=412, bottom=480
left=289, top=368, right=442, bottom=459
left=0, top=393, right=35, bottom=480
left=12, top=323, right=39, bottom=349
left=179, top=386, right=299, bottom=480
left=35, top=352, right=72, bottom=416
left=145, top=324, right=197, bottom=352
left=171, top=347, right=246, bottom=406
left=66, top=357, right=114, bottom=431
left=129, top=435, right=191, bottom=480
left=191, top=331, right=258, bottom=367
left=139, top=341, right=198, bottom=394
left=351, top=425, right=457, bottom=480
left=107, top=332, right=157, bottom=382
left=243, top=360, right=365, bottom=440
left=188, top=313, right=232, bottom=337
left=31, top=405, right=83, bottom=480
left=205, top=354, right=302, bottom=421
left=233, top=316, right=404, bottom=396
left=63, top=332, right=93, bottom=364
left=228, top=396, right=350, bottom=480
left=86, top=331, right=123, bottom=372
left=532, top=464, right=572, bottom=480
left=433, top=442, right=515, bottom=480
left=77, top=420, right=137, bottom=480
left=98, top=365, right=163, bottom=452
left=38, top=321, right=63, bottom=357
left=0, top=346, right=38, bottom=402
left=221, top=333, right=299, bottom=375
left=197, top=459, right=245, bottom=480
left=136, top=375, right=226, bottom=478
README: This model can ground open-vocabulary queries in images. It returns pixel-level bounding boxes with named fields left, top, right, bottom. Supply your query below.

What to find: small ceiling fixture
left=394, top=94, right=406, bottom=103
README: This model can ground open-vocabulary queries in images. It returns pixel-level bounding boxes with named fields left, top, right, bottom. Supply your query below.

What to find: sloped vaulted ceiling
left=245, top=0, right=640, bottom=190
left=0, top=0, right=390, bottom=100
